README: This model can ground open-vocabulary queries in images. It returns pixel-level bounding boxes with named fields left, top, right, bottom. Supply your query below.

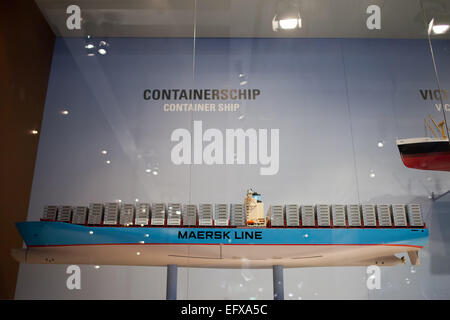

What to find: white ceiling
left=35, top=0, right=450, bottom=38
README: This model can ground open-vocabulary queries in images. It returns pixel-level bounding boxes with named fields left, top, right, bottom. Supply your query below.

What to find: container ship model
left=13, top=189, right=428, bottom=268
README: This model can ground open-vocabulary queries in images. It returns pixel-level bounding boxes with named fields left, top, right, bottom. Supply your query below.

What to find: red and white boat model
left=397, top=137, right=450, bottom=171
left=396, top=24, right=450, bottom=172
left=397, top=115, right=450, bottom=172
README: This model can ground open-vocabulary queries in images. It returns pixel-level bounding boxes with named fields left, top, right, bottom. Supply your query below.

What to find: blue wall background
left=15, top=37, right=450, bottom=299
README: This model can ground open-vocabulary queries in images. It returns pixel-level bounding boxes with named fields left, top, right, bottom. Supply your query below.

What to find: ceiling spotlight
left=85, top=36, right=96, bottom=56
left=273, top=0, right=302, bottom=31
left=279, top=18, right=300, bottom=29
left=145, top=168, right=152, bottom=173
left=98, top=41, right=108, bottom=55
left=101, top=150, right=107, bottom=155
left=30, top=129, right=39, bottom=135
left=60, top=110, right=69, bottom=115
left=238, top=73, right=247, bottom=86
left=433, top=24, right=450, bottom=34
left=429, top=15, right=450, bottom=35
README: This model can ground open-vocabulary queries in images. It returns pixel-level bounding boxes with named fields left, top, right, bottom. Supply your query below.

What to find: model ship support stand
left=166, top=264, right=177, bottom=300
left=164, top=268, right=285, bottom=300
left=272, top=265, right=284, bottom=300
left=164, top=190, right=284, bottom=300
left=164, top=266, right=285, bottom=300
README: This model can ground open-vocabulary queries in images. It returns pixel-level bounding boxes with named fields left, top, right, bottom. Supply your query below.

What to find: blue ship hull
left=12, top=222, right=429, bottom=268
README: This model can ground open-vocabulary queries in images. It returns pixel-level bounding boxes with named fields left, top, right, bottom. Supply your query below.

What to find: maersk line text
left=178, top=230, right=263, bottom=240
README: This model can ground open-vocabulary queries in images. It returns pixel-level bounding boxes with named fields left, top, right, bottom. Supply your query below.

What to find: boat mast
left=421, top=2, right=450, bottom=141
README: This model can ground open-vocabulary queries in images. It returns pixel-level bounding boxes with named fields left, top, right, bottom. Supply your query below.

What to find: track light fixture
left=98, top=40, right=108, bottom=55
left=427, top=13, right=450, bottom=35
left=272, top=0, right=302, bottom=31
